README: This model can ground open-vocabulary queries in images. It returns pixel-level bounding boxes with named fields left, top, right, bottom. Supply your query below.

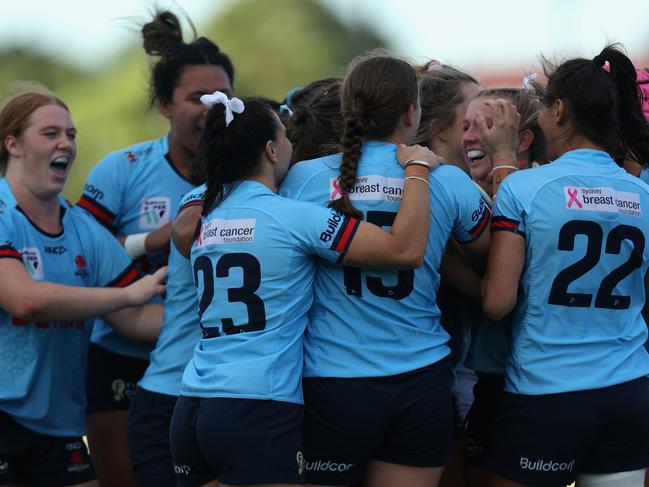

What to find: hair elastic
left=200, top=91, right=245, bottom=126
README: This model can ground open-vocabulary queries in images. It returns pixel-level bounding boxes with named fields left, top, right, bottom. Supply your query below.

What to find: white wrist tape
left=124, top=233, right=148, bottom=259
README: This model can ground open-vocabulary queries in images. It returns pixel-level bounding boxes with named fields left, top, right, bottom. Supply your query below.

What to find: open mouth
left=466, top=149, right=486, bottom=163
left=50, top=155, right=71, bottom=176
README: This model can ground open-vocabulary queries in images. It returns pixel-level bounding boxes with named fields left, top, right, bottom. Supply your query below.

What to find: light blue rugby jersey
left=182, top=181, right=360, bottom=404
left=139, top=185, right=205, bottom=396
left=492, top=149, right=649, bottom=394
left=0, top=178, right=138, bottom=436
left=78, top=135, right=196, bottom=360
left=279, top=140, right=489, bottom=378
left=639, top=167, right=649, bottom=186
left=464, top=310, right=512, bottom=375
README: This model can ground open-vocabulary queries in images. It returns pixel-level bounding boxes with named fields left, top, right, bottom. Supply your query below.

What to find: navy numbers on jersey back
left=548, top=220, right=645, bottom=310
left=342, top=210, right=414, bottom=300
left=193, top=253, right=266, bottom=338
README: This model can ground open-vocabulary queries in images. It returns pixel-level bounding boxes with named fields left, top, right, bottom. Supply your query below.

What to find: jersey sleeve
left=176, top=185, right=206, bottom=217
left=76, top=211, right=140, bottom=288
left=0, top=213, right=22, bottom=262
left=492, top=177, right=526, bottom=236
left=286, top=200, right=361, bottom=264
left=442, top=168, right=491, bottom=243
left=76, top=151, right=130, bottom=233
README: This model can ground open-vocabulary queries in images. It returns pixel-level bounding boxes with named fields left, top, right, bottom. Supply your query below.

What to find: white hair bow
left=200, top=91, right=245, bottom=126
left=522, top=72, right=539, bottom=91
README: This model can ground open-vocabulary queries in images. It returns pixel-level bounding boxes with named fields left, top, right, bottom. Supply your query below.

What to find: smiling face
left=444, top=81, right=480, bottom=167
left=161, top=64, right=232, bottom=160
left=5, top=103, right=77, bottom=199
left=461, top=97, right=497, bottom=183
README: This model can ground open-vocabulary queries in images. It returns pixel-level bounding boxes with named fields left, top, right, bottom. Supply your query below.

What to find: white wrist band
left=404, top=159, right=431, bottom=170
left=124, top=233, right=148, bottom=259
left=404, top=176, right=430, bottom=187
left=489, top=165, right=519, bottom=174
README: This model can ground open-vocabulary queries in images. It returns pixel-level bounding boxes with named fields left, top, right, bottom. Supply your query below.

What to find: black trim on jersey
left=331, top=217, right=361, bottom=264
left=76, top=195, right=117, bottom=234
left=468, top=207, right=491, bottom=240
left=106, top=262, right=140, bottom=288
left=16, top=205, right=66, bottom=238
left=0, top=244, right=22, bottom=261
left=164, top=153, right=195, bottom=185
left=491, top=216, right=525, bottom=236
left=178, top=198, right=204, bottom=214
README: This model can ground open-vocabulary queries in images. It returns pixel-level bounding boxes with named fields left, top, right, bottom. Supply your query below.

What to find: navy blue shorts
left=170, top=396, right=305, bottom=486
left=302, top=357, right=453, bottom=485
left=86, top=343, right=148, bottom=413
left=0, top=410, right=95, bottom=486
left=464, top=372, right=504, bottom=468
left=487, top=377, right=649, bottom=487
left=128, top=387, right=178, bottom=487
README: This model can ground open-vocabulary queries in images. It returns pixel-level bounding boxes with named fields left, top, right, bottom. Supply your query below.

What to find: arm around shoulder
left=342, top=144, right=442, bottom=268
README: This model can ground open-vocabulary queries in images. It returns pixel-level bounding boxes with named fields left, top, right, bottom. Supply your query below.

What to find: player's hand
left=125, top=266, right=167, bottom=306
left=476, top=98, right=520, bottom=166
left=397, top=144, right=443, bottom=171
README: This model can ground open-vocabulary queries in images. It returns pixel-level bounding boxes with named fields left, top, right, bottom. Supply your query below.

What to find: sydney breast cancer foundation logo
left=564, top=186, right=642, bottom=217
left=329, top=175, right=404, bottom=203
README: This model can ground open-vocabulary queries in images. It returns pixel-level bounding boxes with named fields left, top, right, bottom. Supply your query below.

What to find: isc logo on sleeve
left=198, top=218, right=256, bottom=246
left=564, top=187, right=642, bottom=217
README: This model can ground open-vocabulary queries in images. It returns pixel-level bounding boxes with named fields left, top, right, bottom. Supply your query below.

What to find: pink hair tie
left=427, top=60, right=444, bottom=72
left=602, top=61, right=611, bottom=73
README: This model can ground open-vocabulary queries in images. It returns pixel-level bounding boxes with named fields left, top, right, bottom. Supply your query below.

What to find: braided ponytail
left=328, top=113, right=364, bottom=219
left=328, top=53, right=418, bottom=218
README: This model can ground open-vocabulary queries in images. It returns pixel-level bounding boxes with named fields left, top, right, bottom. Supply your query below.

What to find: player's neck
left=166, top=141, right=195, bottom=182
left=7, top=177, right=62, bottom=234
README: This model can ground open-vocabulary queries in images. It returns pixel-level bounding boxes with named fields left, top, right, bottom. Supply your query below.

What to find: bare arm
left=172, top=205, right=202, bottom=258
left=475, top=98, right=521, bottom=196
left=482, top=230, right=525, bottom=321
left=0, top=259, right=167, bottom=323
left=459, top=226, right=491, bottom=274
left=104, top=303, right=164, bottom=343
left=342, top=145, right=441, bottom=268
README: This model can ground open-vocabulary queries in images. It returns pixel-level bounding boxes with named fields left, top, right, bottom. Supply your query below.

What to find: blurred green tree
left=1, top=0, right=386, bottom=200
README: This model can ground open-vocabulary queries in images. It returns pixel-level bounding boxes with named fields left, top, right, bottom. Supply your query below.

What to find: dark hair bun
left=142, top=11, right=183, bottom=56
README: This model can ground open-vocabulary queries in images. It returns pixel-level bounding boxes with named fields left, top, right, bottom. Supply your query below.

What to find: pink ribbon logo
left=567, top=188, right=583, bottom=208
left=331, top=179, right=343, bottom=200
left=197, top=224, right=205, bottom=246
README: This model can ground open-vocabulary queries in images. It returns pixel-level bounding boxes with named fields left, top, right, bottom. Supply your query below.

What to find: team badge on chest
left=21, top=247, right=44, bottom=280
left=139, top=197, right=171, bottom=229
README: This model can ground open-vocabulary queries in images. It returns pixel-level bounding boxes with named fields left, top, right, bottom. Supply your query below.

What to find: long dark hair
left=330, top=53, right=419, bottom=218
left=198, top=98, right=278, bottom=216
left=142, top=10, right=235, bottom=106
left=286, top=78, right=342, bottom=164
left=539, top=44, right=649, bottom=165
left=414, top=61, right=477, bottom=147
